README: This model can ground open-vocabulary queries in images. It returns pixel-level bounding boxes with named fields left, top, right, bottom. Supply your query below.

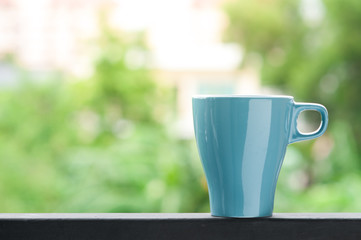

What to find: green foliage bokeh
left=0, top=24, right=208, bottom=213
left=1, top=0, right=361, bottom=213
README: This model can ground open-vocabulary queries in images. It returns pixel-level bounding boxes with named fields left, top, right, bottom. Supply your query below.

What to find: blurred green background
left=0, top=0, right=360, bottom=213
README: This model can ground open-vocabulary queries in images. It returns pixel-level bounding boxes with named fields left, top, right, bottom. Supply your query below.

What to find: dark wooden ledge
left=1, top=213, right=361, bottom=240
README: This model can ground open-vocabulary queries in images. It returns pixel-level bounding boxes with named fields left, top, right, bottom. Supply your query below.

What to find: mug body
left=193, top=95, right=294, bottom=217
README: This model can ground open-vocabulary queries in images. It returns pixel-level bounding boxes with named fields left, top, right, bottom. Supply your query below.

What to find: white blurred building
left=0, top=0, right=262, bottom=138
left=0, top=0, right=102, bottom=75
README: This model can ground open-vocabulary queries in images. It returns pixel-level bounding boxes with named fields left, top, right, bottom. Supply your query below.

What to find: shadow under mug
left=192, top=95, right=328, bottom=218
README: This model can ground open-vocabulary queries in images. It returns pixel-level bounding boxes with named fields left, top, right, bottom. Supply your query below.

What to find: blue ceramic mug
left=192, top=95, right=328, bottom=218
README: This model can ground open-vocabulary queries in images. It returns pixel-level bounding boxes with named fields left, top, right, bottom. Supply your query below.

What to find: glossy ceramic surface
left=192, top=95, right=328, bottom=218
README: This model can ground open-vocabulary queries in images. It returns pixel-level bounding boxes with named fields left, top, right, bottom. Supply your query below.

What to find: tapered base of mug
left=211, top=213, right=272, bottom=218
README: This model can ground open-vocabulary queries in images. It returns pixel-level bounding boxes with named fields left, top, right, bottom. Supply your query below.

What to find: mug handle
left=289, top=102, right=328, bottom=144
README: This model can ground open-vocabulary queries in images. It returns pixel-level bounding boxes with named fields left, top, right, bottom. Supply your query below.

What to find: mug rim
left=192, top=94, right=294, bottom=99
